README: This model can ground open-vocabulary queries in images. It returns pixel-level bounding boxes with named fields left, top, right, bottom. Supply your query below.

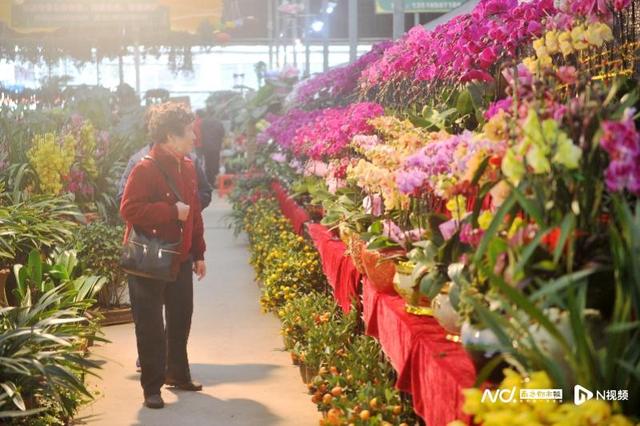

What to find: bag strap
left=143, top=155, right=185, bottom=204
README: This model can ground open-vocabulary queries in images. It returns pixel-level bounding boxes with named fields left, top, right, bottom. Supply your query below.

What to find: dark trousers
left=128, top=259, right=194, bottom=397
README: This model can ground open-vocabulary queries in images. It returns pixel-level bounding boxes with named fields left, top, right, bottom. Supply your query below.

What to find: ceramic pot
left=461, top=322, right=507, bottom=383
left=360, top=249, right=396, bottom=294
left=432, top=284, right=461, bottom=335
left=392, top=262, right=415, bottom=303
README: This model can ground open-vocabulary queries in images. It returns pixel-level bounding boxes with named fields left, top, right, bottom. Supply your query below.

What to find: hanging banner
left=2, top=0, right=223, bottom=33
left=10, top=0, right=168, bottom=29
left=375, top=0, right=465, bottom=13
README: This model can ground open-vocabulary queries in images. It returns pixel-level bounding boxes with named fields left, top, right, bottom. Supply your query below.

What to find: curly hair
left=147, top=102, right=194, bottom=144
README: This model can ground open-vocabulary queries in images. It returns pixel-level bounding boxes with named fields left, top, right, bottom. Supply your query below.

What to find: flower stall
left=228, top=0, right=640, bottom=424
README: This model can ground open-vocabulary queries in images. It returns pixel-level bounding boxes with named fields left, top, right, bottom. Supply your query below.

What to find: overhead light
left=311, top=20, right=325, bottom=32
left=326, top=2, right=337, bottom=14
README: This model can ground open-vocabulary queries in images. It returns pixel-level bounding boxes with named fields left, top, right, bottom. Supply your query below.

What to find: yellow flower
left=524, top=371, right=552, bottom=390
left=502, top=148, right=525, bottom=186
left=533, top=37, right=546, bottom=56
left=537, top=52, right=553, bottom=68
left=507, top=216, right=524, bottom=239
left=501, top=368, right=524, bottom=390
left=577, top=400, right=611, bottom=424
left=478, top=210, right=494, bottom=231
left=594, top=22, right=613, bottom=43
left=558, top=31, right=574, bottom=56
left=447, top=421, right=468, bottom=426
left=526, top=143, right=551, bottom=174
left=571, top=25, right=588, bottom=50
left=483, top=110, right=509, bottom=142
left=446, top=195, right=467, bottom=221
left=461, top=388, right=484, bottom=415
left=585, top=22, right=613, bottom=48
left=483, top=410, right=520, bottom=426
left=545, top=30, right=560, bottom=54
left=553, top=133, right=582, bottom=169
left=522, top=56, right=539, bottom=74
left=609, top=414, right=634, bottom=426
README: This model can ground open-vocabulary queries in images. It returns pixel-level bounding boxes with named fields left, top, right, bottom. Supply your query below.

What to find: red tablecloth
left=363, top=280, right=475, bottom=426
left=271, top=181, right=310, bottom=236
left=307, top=223, right=361, bottom=313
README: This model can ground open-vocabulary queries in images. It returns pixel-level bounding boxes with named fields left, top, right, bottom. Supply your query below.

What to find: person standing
left=120, top=102, right=206, bottom=409
left=194, top=109, right=225, bottom=186
left=117, top=106, right=212, bottom=210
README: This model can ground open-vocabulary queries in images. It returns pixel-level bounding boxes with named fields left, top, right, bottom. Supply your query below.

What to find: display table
left=362, top=280, right=475, bottom=426
left=271, top=181, right=310, bottom=235
left=306, top=223, right=361, bottom=313
left=270, top=183, right=475, bottom=425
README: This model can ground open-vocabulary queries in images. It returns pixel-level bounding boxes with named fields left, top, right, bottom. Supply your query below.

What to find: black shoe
left=165, top=379, right=203, bottom=391
left=144, top=394, right=164, bottom=409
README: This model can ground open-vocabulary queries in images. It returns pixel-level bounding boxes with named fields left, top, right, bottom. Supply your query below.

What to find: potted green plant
left=72, top=221, right=131, bottom=325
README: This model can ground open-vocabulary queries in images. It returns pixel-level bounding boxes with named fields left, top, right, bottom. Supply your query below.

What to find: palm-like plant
left=0, top=249, right=106, bottom=421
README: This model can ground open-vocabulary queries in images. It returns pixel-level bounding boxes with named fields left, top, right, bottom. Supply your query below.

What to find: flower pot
left=0, top=269, right=10, bottom=306
left=431, top=283, right=461, bottom=335
left=98, top=306, right=134, bottom=326
left=361, top=249, right=396, bottom=294
left=461, top=322, right=506, bottom=383
left=299, top=364, right=316, bottom=384
left=393, top=261, right=415, bottom=303
left=291, top=352, right=301, bottom=366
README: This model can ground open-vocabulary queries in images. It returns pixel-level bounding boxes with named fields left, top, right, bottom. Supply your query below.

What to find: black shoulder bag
left=120, top=156, right=184, bottom=282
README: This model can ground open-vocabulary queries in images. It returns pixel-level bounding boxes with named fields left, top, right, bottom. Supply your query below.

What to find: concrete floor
left=75, top=197, right=318, bottom=426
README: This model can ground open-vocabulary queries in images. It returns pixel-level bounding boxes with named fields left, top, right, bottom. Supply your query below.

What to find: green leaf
left=456, top=89, right=474, bottom=116
left=553, top=213, right=576, bottom=264
left=606, top=321, right=640, bottom=334
left=529, top=268, right=600, bottom=301
left=474, top=189, right=516, bottom=264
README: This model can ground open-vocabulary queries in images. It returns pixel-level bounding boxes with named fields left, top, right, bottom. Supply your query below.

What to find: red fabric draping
left=362, top=280, right=475, bottom=426
left=307, top=223, right=361, bottom=313
left=271, top=181, right=310, bottom=235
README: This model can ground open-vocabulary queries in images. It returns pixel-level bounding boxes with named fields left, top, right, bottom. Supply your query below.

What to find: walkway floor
left=76, top=197, right=318, bottom=426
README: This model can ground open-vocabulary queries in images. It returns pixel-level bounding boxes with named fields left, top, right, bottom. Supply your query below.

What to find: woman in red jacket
left=120, top=102, right=206, bottom=409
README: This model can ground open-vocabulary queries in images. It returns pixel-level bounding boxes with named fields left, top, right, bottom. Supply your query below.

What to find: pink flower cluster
left=293, top=102, right=384, bottom=160
left=554, top=0, right=630, bottom=22
left=65, top=167, right=94, bottom=198
left=395, top=134, right=466, bottom=194
left=294, top=41, right=392, bottom=107
left=600, top=109, right=640, bottom=195
left=360, top=0, right=555, bottom=89
left=258, top=109, right=322, bottom=149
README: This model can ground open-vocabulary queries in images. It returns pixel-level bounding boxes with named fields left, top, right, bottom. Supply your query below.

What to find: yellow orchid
left=523, top=56, right=540, bottom=74
left=483, top=110, right=509, bottom=142
left=446, top=195, right=467, bottom=221
left=558, top=31, right=574, bottom=56
left=570, top=25, right=588, bottom=50
left=478, top=210, right=493, bottom=231
left=545, top=30, right=560, bottom=54
left=585, top=22, right=613, bottom=47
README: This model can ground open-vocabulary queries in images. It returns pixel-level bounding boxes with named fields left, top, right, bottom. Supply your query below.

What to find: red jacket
left=120, top=144, right=206, bottom=262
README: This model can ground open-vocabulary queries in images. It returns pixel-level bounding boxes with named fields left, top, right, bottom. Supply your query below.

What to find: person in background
left=120, top=102, right=206, bottom=409
left=194, top=108, right=225, bottom=187
left=117, top=106, right=212, bottom=210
